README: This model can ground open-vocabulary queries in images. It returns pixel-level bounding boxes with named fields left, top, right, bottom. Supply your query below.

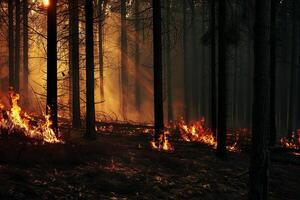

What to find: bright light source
left=43, top=0, right=49, bottom=6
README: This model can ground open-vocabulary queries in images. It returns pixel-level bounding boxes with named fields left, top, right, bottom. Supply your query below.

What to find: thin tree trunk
left=210, top=0, right=216, bottom=139
left=135, top=0, right=141, bottom=112
left=120, top=0, right=128, bottom=120
left=85, top=0, right=96, bottom=138
left=23, top=0, right=29, bottom=98
left=216, top=0, right=227, bottom=159
left=15, top=0, right=20, bottom=92
left=47, top=0, right=58, bottom=133
left=153, top=0, right=164, bottom=141
left=8, top=0, right=14, bottom=90
left=249, top=0, right=271, bottom=199
left=69, top=0, right=81, bottom=128
left=183, top=0, right=190, bottom=122
left=98, top=0, right=105, bottom=102
left=287, top=0, right=296, bottom=137
left=165, top=0, right=172, bottom=121
left=270, top=0, right=277, bottom=146
left=191, top=2, right=198, bottom=120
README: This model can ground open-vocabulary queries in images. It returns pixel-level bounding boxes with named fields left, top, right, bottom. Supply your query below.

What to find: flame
left=178, top=118, right=239, bottom=152
left=0, top=92, right=63, bottom=144
left=280, top=130, right=300, bottom=150
left=150, top=130, right=174, bottom=152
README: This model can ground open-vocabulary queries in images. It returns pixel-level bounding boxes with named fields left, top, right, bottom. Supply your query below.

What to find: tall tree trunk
left=15, top=0, right=20, bottom=92
left=120, top=0, right=128, bottom=120
left=98, top=0, right=105, bottom=102
left=165, top=0, right=172, bottom=121
left=183, top=0, right=190, bottom=122
left=23, top=0, right=29, bottom=101
left=216, top=0, right=227, bottom=159
left=288, top=0, right=296, bottom=137
left=47, top=0, right=58, bottom=133
left=210, top=0, right=216, bottom=139
left=85, top=0, right=96, bottom=138
left=8, top=0, right=14, bottom=90
left=134, top=0, right=141, bottom=113
left=249, top=0, right=271, bottom=199
left=69, top=0, right=81, bottom=128
left=270, top=0, right=277, bottom=146
left=191, top=2, right=199, bottom=120
left=153, top=0, right=164, bottom=141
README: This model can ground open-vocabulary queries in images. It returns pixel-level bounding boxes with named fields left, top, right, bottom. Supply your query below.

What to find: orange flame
left=150, top=130, right=174, bottom=152
left=178, top=118, right=239, bottom=152
left=0, top=92, right=63, bottom=144
left=280, top=130, right=300, bottom=150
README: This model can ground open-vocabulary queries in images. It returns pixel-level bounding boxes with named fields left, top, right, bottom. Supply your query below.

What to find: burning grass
left=0, top=92, right=63, bottom=144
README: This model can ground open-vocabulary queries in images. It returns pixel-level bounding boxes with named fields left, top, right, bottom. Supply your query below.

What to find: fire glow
left=0, top=92, right=63, bottom=144
left=150, top=130, right=174, bottom=152
left=178, top=118, right=239, bottom=152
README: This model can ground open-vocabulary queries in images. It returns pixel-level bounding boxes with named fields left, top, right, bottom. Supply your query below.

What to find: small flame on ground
left=150, top=130, right=174, bottom=152
left=280, top=130, right=300, bottom=150
left=0, top=92, right=63, bottom=144
left=178, top=118, right=239, bottom=152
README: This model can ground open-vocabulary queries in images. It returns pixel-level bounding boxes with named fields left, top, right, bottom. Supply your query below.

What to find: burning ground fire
left=280, top=130, right=300, bottom=150
left=0, top=92, right=63, bottom=144
left=150, top=130, right=174, bottom=152
left=150, top=118, right=240, bottom=152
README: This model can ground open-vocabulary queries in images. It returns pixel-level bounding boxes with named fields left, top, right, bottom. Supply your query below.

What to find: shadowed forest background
left=0, top=0, right=299, bottom=199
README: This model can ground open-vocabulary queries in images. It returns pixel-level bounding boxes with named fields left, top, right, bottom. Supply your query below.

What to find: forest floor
left=0, top=127, right=299, bottom=200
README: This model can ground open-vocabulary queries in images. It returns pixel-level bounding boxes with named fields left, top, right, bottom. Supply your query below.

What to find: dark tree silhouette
left=210, top=0, right=216, bottom=139
left=288, top=0, right=297, bottom=137
left=15, top=0, right=20, bottom=92
left=120, top=0, right=128, bottom=120
left=85, top=0, right=96, bottom=138
left=153, top=0, right=164, bottom=141
left=165, top=0, right=173, bottom=121
left=270, top=0, right=276, bottom=146
left=216, top=0, right=227, bottom=159
left=183, top=0, right=190, bottom=122
left=69, top=0, right=81, bottom=128
left=23, top=0, right=29, bottom=99
left=98, top=0, right=106, bottom=102
left=249, top=0, right=271, bottom=199
left=47, top=0, right=58, bottom=133
left=135, top=0, right=141, bottom=113
left=8, top=0, right=14, bottom=90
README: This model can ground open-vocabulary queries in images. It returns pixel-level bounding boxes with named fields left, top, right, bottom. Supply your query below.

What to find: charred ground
left=0, top=128, right=299, bottom=200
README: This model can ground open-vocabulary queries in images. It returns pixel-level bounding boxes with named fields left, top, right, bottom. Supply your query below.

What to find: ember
left=0, top=92, right=63, bottom=144
left=280, top=130, right=300, bottom=150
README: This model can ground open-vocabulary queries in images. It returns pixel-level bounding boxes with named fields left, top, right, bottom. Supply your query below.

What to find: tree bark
left=98, top=0, right=105, bottom=102
left=8, top=0, right=15, bottom=90
left=183, top=0, right=190, bottom=122
left=153, top=0, right=164, bottom=141
left=23, top=0, right=29, bottom=100
left=120, top=0, right=128, bottom=120
left=69, top=0, right=81, bottom=128
left=165, top=0, right=172, bottom=121
left=135, top=0, right=141, bottom=113
left=270, top=0, right=277, bottom=146
left=15, top=0, right=20, bottom=92
left=85, top=0, right=96, bottom=138
left=210, top=0, right=216, bottom=139
left=47, top=0, right=58, bottom=133
left=249, top=0, right=271, bottom=199
left=216, top=0, right=227, bottom=159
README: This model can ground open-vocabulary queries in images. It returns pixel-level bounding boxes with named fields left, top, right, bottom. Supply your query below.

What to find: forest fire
left=280, top=130, right=300, bottom=150
left=0, top=92, right=63, bottom=144
left=150, top=130, right=174, bottom=152
left=177, top=118, right=240, bottom=152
